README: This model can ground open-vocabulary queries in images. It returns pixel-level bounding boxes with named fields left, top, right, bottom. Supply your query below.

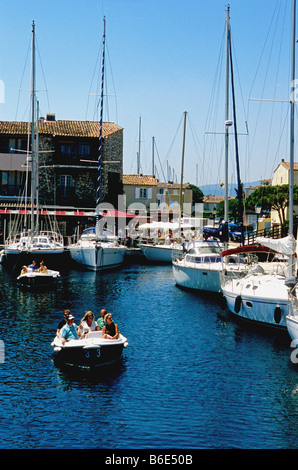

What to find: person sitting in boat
left=78, top=311, right=99, bottom=338
left=38, top=260, right=48, bottom=273
left=20, top=265, right=28, bottom=275
left=96, top=308, right=107, bottom=330
left=60, top=314, right=79, bottom=345
left=56, top=310, right=71, bottom=337
left=102, top=313, right=119, bottom=340
left=28, top=260, right=39, bottom=271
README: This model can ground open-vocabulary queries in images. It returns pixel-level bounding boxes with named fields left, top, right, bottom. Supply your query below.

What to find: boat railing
left=5, top=230, right=64, bottom=247
left=39, top=231, right=64, bottom=246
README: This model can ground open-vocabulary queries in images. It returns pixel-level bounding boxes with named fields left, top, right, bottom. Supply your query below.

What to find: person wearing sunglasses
left=56, top=309, right=71, bottom=337
left=102, top=313, right=119, bottom=340
left=78, top=311, right=99, bottom=338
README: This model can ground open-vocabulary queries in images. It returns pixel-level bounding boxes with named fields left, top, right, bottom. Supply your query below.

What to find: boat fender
left=218, top=293, right=227, bottom=310
left=234, top=295, right=242, bottom=314
left=274, top=305, right=282, bottom=324
left=54, top=347, right=62, bottom=352
left=124, top=341, right=129, bottom=348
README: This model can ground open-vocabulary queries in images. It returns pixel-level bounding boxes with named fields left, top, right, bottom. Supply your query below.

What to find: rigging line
left=269, top=107, right=290, bottom=176
left=203, top=23, right=225, bottom=188
left=15, top=36, right=31, bottom=121
left=153, top=139, right=172, bottom=204
left=247, top=1, right=288, bottom=182
left=35, top=35, right=51, bottom=113
left=204, top=25, right=225, bottom=132
left=248, top=0, right=281, bottom=98
left=85, top=44, right=101, bottom=120
left=187, top=116, right=205, bottom=187
left=105, top=41, right=118, bottom=124
left=262, top=1, right=288, bottom=179
left=230, top=38, right=248, bottom=129
left=162, top=113, right=184, bottom=173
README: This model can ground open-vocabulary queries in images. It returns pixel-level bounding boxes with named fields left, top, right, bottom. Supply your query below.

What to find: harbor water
left=0, top=260, right=298, bottom=449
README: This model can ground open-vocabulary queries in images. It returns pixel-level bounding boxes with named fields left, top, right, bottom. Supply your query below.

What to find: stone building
left=0, top=115, right=123, bottom=239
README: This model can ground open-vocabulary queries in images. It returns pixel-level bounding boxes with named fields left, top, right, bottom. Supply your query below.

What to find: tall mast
left=96, top=17, right=106, bottom=235
left=137, top=116, right=141, bottom=174
left=152, top=136, right=155, bottom=175
left=289, top=0, right=296, bottom=274
left=30, top=20, right=36, bottom=234
left=179, top=111, right=187, bottom=229
left=229, top=29, right=244, bottom=245
left=36, top=100, right=39, bottom=234
left=224, top=6, right=231, bottom=246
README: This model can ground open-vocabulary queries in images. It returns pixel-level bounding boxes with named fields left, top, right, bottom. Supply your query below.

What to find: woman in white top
left=77, top=311, right=99, bottom=338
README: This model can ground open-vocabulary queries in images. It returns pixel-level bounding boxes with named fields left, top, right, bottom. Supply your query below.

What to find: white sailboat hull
left=172, top=261, right=222, bottom=292
left=222, top=274, right=289, bottom=329
left=140, top=244, right=182, bottom=263
left=69, top=240, right=126, bottom=271
left=3, top=231, right=66, bottom=270
left=286, top=315, right=298, bottom=345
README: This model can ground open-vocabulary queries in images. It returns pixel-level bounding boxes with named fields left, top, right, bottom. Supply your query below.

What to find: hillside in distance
left=200, top=181, right=260, bottom=197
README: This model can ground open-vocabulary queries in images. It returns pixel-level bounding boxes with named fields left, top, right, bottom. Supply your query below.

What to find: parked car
left=203, top=222, right=242, bottom=242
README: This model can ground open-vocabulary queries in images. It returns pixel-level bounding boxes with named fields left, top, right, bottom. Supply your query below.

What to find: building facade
left=0, top=116, right=123, bottom=240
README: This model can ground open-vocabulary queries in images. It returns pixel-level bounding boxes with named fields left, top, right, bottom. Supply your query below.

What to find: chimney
left=46, top=113, right=56, bottom=121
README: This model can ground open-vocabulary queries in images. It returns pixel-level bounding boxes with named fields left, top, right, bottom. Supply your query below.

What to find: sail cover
left=255, top=234, right=296, bottom=255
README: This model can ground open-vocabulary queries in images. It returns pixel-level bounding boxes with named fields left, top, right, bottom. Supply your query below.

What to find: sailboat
left=2, top=21, right=65, bottom=273
left=139, top=112, right=197, bottom=264
left=222, top=0, right=297, bottom=330
left=68, top=18, right=126, bottom=271
left=172, top=7, right=247, bottom=293
left=286, top=1, right=298, bottom=342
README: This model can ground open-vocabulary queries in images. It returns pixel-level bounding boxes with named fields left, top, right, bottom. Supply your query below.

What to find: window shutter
left=148, top=188, right=152, bottom=199
left=135, top=187, right=140, bottom=198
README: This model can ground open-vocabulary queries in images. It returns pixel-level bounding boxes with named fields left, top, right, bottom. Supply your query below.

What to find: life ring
left=274, top=306, right=282, bottom=324
left=234, top=295, right=242, bottom=313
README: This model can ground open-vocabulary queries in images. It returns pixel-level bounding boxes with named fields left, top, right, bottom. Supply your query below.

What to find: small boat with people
left=51, top=310, right=128, bottom=369
left=17, top=259, right=60, bottom=289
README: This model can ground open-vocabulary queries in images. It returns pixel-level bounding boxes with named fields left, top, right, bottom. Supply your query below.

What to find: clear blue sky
left=0, top=0, right=295, bottom=193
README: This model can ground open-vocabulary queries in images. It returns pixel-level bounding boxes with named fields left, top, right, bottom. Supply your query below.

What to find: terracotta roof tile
left=123, top=174, right=158, bottom=186
left=157, top=182, right=190, bottom=189
left=0, top=120, right=122, bottom=138
left=280, top=161, right=298, bottom=171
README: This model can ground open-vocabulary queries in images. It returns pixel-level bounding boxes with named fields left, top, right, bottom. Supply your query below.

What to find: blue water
left=0, top=261, right=298, bottom=449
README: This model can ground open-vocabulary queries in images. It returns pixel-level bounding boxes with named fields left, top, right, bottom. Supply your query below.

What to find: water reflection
left=53, top=358, right=127, bottom=389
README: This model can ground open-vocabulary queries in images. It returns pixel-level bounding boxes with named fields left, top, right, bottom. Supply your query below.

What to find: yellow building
left=122, top=174, right=193, bottom=216
left=271, top=159, right=298, bottom=224
left=122, top=174, right=158, bottom=211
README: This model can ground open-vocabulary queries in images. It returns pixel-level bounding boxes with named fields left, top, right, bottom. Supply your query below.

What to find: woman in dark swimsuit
left=102, top=313, right=119, bottom=339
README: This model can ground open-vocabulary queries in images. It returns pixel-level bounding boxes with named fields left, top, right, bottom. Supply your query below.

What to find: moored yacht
left=221, top=237, right=296, bottom=330
left=172, top=239, right=246, bottom=293
left=69, top=227, right=126, bottom=271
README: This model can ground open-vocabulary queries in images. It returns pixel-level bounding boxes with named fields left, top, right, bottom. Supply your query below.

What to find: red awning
left=100, top=210, right=137, bottom=218
left=0, top=208, right=137, bottom=217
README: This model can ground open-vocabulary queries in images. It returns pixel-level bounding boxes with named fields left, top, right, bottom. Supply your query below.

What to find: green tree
left=216, top=198, right=240, bottom=221
left=245, top=184, right=298, bottom=225
left=189, top=184, right=204, bottom=204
